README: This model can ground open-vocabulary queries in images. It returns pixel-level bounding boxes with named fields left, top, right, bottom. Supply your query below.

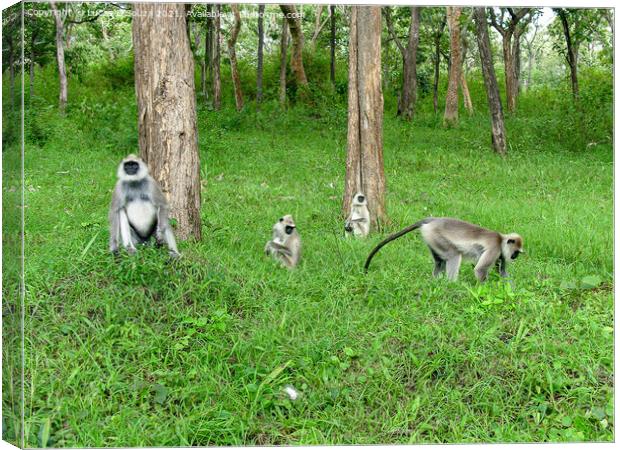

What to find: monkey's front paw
left=169, top=251, right=181, bottom=259
left=127, top=247, right=137, bottom=256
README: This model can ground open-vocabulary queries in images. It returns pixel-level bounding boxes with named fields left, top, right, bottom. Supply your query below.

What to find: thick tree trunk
left=444, top=6, right=462, bottom=126
left=344, top=6, right=385, bottom=229
left=474, top=7, right=507, bottom=155
left=133, top=3, right=202, bottom=240
left=257, top=4, right=265, bottom=107
left=213, top=5, right=222, bottom=110
left=50, top=1, right=67, bottom=113
left=227, top=5, right=243, bottom=111
left=279, top=17, right=288, bottom=107
left=559, top=10, right=579, bottom=99
left=280, top=5, right=308, bottom=87
left=330, top=5, right=336, bottom=84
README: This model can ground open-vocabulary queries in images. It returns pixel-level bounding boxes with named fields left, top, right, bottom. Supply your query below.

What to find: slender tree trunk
left=30, top=22, right=36, bottom=98
left=203, top=5, right=212, bottom=100
left=460, top=38, right=473, bottom=115
left=444, top=6, right=462, bottom=126
left=344, top=6, right=385, bottom=229
left=133, top=3, right=202, bottom=240
left=501, top=39, right=518, bottom=112
left=7, top=38, right=15, bottom=110
left=526, top=48, right=534, bottom=91
left=473, top=7, right=507, bottom=155
left=330, top=5, right=336, bottom=84
left=280, top=5, right=308, bottom=87
left=310, top=5, right=330, bottom=48
left=432, top=18, right=445, bottom=114
left=257, top=4, right=265, bottom=107
left=227, top=4, right=243, bottom=111
left=460, top=71, right=473, bottom=115
left=213, top=5, right=221, bottom=110
left=50, top=1, right=67, bottom=113
left=559, top=10, right=579, bottom=99
left=402, top=7, right=420, bottom=120
left=279, top=17, right=288, bottom=107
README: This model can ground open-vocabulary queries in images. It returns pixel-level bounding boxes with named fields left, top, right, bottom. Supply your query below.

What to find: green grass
left=3, top=65, right=613, bottom=446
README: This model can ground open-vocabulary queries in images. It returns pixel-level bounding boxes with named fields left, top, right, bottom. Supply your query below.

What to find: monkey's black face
left=511, top=251, right=520, bottom=260
left=285, top=225, right=295, bottom=235
left=357, top=195, right=365, bottom=203
left=124, top=161, right=140, bottom=175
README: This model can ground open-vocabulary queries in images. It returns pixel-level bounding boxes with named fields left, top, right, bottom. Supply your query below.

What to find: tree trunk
left=280, top=5, right=308, bottom=87
left=460, top=38, right=473, bottom=115
left=401, top=7, right=420, bottom=120
left=50, top=1, right=67, bottom=113
left=279, top=17, right=288, bottom=107
left=203, top=4, right=212, bottom=100
left=133, top=3, right=202, bottom=240
left=344, top=6, right=385, bottom=229
left=257, top=4, right=265, bottom=107
left=330, top=5, right=336, bottom=84
left=444, top=6, right=462, bottom=126
left=473, top=7, right=507, bottom=155
left=460, top=71, right=473, bottom=115
left=433, top=17, right=446, bottom=114
left=227, top=5, right=243, bottom=111
left=213, top=5, right=222, bottom=110
left=310, top=5, right=330, bottom=48
left=559, top=10, right=579, bottom=99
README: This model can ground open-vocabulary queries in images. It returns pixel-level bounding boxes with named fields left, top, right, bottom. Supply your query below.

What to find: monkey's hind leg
left=445, top=255, right=462, bottom=281
left=429, top=247, right=446, bottom=278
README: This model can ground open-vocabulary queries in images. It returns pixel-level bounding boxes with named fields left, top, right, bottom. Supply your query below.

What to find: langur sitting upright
left=345, top=192, right=370, bottom=238
left=264, top=215, right=301, bottom=268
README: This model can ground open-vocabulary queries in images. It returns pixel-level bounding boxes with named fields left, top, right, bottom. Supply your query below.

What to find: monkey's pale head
left=274, top=214, right=297, bottom=237
left=118, top=154, right=148, bottom=181
left=502, top=233, right=524, bottom=262
left=352, top=192, right=367, bottom=206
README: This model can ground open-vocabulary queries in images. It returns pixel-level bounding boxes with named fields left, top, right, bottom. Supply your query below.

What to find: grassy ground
left=3, top=66, right=614, bottom=445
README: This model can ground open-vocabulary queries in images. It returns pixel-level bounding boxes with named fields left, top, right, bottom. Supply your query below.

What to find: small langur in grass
left=265, top=215, right=301, bottom=268
left=345, top=192, right=370, bottom=238
left=109, top=154, right=180, bottom=257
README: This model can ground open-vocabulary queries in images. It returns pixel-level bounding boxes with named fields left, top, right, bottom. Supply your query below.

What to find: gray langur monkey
left=264, top=215, right=301, bottom=268
left=345, top=192, right=370, bottom=238
left=364, top=217, right=524, bottom=282
left=109, top=154, right=180, bottom=257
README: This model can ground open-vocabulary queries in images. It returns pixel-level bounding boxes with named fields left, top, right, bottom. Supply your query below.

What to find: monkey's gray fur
left=109, top=154, right=180, bottom=257
left=264, top=215, right=301, bottom=268
left=364, top=217, right=524, bottom=282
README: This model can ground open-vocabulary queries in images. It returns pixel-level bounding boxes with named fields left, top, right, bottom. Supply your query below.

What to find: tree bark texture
left=133, top=2, right=202, bottom=240
left=213, top=4, right=222, bottom=110
left=343, top=6, right=385, bottom=229
left=227, top=4, right=243, bottom=111
left=433, top=15, right=446, bottom=114
left=460, top=36, right=473, bottom=114
left=50, top=1, right=67, bottom=112
left=444, top=6, right=462, bottom=126
left=474, top=7, right=507, bottom=155
left=330, top=5, right=336, bottom=84
left=279, top=17, right=288, bottom=107
left=558, top=10, right=579, bottom=99
left=386, top=7, right=420, bottom=121
left=280, top=5, right=308, bottom=87
left=257, top=4, right=265, bottom=106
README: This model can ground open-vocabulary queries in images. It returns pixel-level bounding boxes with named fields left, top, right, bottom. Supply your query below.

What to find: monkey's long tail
left=364, top=219, right=428, bottom=272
